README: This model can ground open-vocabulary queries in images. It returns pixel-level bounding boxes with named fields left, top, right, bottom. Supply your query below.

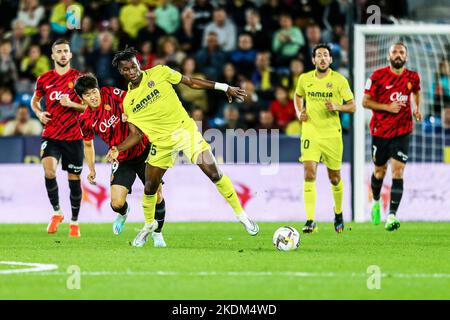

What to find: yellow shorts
left=146, top=119, right=211, bottom=170
left=299, top=136, right=343, bottom=171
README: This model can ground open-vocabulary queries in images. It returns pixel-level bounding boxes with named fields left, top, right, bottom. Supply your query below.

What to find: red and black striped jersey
left=34, top=68, right=83, bottom=140
left=364, top=66, right=421, bottom=138
left=78, top=87, right=149, bottom=163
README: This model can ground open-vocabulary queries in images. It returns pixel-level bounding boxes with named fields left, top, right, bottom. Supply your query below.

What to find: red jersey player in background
left=31, top=39, right=86, bottom=237
left=363, top=42, right=422, bottom=231
left=75, top=74, right=167, bottom=247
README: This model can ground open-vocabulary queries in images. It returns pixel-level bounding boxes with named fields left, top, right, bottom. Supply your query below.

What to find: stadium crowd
left=0, top=0, right=421, bottom=137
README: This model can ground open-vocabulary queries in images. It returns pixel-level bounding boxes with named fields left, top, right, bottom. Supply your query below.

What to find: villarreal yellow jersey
left=122, top=65, right=191, bottom=147
left=296, top=69, right=353, bottom=138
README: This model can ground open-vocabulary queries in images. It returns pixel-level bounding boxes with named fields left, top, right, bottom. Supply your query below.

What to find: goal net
left=353, top=24, right=450, bottom=222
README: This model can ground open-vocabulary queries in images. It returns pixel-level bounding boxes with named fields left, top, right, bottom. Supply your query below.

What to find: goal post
left=353, top=24, right=450, bottom=222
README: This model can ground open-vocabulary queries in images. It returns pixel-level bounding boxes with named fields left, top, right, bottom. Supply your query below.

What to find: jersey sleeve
left=77, top=113, right=94, bottom=141
left=364, top=70, right=378, bottom=98
left=339, top=76, right=354, bottom=101
left=161, top=65, right=182, bottom=84
left=104, top=87, right=126, bottom=103
left=295, top=74, right=305, bottom=97
left=34, top=75, right=45, bottom=98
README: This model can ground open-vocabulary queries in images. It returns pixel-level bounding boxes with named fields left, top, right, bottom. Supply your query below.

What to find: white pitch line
left=13, top=270, right=450, bottom=279
left=0, top=261, right=59, bottom=274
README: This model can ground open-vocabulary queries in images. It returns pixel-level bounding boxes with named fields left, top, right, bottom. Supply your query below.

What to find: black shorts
left=41, top=138, right=84, bottom=174
left=110, top=147, right=149, bottom=193
left=371, top=134, right=410, bottom=166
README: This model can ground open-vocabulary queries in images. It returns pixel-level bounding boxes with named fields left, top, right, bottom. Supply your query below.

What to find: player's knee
left=144, top=181, right=159, bottom=195
left=208, top=170, right=222, bottom=183
left=329, top=175, right=341, bottom=186
left=111, top=198, right=125, bottom=211
left=44, top=169, right=57, bottom=179
left=374, top=167, right=387, bottom=179
left=392, top=168, right=404, bottom=179
left=304, top=171, right=316, bottom=181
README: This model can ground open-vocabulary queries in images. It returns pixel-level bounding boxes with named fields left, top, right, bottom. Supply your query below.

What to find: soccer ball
left=272, top=226, right=300, bottom=251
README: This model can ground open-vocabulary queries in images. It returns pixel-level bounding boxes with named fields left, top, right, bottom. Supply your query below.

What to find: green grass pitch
left=1, top=222, right=449, bottom=299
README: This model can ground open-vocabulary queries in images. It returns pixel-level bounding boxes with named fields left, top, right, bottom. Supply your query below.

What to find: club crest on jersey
left=326, top=82, right=333, bottom=89
left=104, top=105, right=111, bottom=111
left=148, top=80, right=155, bottom=88
left=68, top=81, right=74, bottom=89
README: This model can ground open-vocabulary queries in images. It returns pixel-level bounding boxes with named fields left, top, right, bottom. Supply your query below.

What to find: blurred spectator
left=3, top=105, right=42, bottom=136
left=337, top=33, right=349, bottom=78
left=0, top=40, right=19, bottom=90
left=155, top=0, right=180, bottom=34
left=119, top=0, right=149, bottom=39
left=202, top=6, right=237, bottom=52
left=239, top=79, right=262, bottom=128
left=191, top=106, right=210, bottom=134
left=229, top=33, right=257, bottom=79
left=176, top=7, right=196, bottom=53
left=156, top=35, right=186, bottom=67
left=70, top=16, right=98, bottom=70
left=256, top=109, right=279, bottom=131
left=225, top=0, right=256, bottom=29
left=109, top=16, right=131, bottom=52
left=259, top=0, right=286, bottom=34
left=432, top=58, right=450, bottom=116
left=251, top=51, right=279, bottom=102
left=137, top=41, right=156, bottom=69
left=31, top=22, right=54, bottom=57
left=178, top=56, right=208, bottom=111
left=281, top=58, right=304, bottom=99
left=269, top=86, right=295, bottom=131
left=218, top=104, right=247, bottom=132
left=20, top=44, right=50, bottom=81
left=191, top=0, right=214, bottom=51
left=16, top=0, right=45, bottom=36
left=10, top=20, right=31, bottom=61
left=195, top=31, right=227, bottom=81
left=243, top=9, right=271, bottom=52
left=50, top=0, right=84, bottom=35
left=137, top=11, right=166, bottom=54
left=219, top=63, right=240, bottom=87
left=300, top=23, right=322, bottom=71
left=0, top=87, right=18, bottom=122
left=272, top=12, right=305, bottom=68
left=86, top=32, right=117, bottom=86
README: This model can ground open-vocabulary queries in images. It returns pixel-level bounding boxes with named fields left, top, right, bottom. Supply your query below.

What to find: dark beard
left=390, top=58, right=405, bottom=69
left=56, top=61, right=69, bottom=68
left=316, top=66, right=329, bottom=73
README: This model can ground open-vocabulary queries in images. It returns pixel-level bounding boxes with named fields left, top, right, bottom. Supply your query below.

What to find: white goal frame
left=353, top=24, right=450, bottom=222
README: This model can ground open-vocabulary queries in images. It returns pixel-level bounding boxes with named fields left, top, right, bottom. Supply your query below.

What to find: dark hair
left=74, top=73, right=99, bottom=97
left=112, top=46, right=138, bottom=69
left=312, top=43, right=332, bottom=58
left=52, top=38, right=70, bottom=49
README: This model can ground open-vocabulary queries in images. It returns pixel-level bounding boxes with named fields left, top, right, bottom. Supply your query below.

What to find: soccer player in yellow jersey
left=107, top=47, right=259, bottom=247
left=294, top=44, right=355, bottom=234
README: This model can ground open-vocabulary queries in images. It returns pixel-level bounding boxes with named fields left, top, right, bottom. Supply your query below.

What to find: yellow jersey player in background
left=294, top=43, right=355, bottom=234
left=107, top=47, right=259, bottom=247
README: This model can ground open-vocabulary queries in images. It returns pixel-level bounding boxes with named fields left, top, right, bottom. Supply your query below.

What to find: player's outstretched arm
left=180, top=75, right=247, bottom=103
left=362, top=94, right=404, bottom=113
left=60, top=96, right=86, bottom=112
left=412, top=91, right=422, bottom=121
left=325, top=99, right=356, bottom=113
left=106, top=123, right=144, bottom=162
left=83, top=139, right=96, bottom=185
left=31, top=94, right=52, bottom=124
left=294, top=94, right=308, bottom=122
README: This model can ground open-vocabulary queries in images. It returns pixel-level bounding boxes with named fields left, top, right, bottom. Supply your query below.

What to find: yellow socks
left=214, top=175, right=244, bottom=215
left=331, top=179, right=344, bottom=214
left=142, top=193, right=157, bottom=226
left=304, top=180, right=316, bottom=221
